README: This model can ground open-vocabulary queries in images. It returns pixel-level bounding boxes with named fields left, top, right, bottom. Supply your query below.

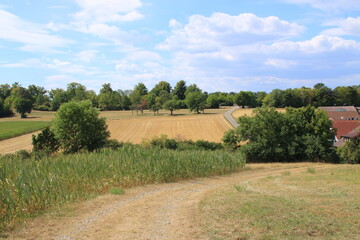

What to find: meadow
left=0, top=145, right=245, bottom=233
left=200, top=165, right=360, bottom=240
left=0, top=121, right=49, bottom=141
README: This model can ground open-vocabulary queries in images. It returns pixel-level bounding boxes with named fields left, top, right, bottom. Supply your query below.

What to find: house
left=319, top=106, right=360, bottom=147
left=319, top=106, right=360, bottom=120
left=333, top=126, right=360, bottom=148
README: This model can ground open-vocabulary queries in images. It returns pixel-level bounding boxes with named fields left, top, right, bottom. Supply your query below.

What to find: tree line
left=1, top=81, right=359, bottom=118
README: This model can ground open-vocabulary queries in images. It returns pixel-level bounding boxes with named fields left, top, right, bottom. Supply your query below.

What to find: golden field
left=0, top=108, right=238, bottom=154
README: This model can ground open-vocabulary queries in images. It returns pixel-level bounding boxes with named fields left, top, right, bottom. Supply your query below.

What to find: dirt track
left=7, top=163, right=336, bottom=240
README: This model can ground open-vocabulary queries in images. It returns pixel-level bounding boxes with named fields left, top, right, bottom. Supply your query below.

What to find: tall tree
left=151, top=81, right=171, bottom=96
left=173, top=80, right=187, bottom=100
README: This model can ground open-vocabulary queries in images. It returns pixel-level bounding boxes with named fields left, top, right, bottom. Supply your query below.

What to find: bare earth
left=6, top=163, right=336, bottom=240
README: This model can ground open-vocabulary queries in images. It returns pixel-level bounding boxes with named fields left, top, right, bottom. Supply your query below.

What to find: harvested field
left=0, top=132, right=37, bottom=154
left=107, top=113, right=232, bottom=143
left=0, top=109, right=231, bottom=154
left=232, top=108, right=286, bottom=119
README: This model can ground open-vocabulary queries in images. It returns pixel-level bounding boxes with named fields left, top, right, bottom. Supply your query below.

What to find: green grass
left=200, top=165, right=360, bottom=240
left=109, top=187, right=125, bottom=195
left=0, top=145, right=245, bottom=232
left=0, top=121, right=49, bottom=140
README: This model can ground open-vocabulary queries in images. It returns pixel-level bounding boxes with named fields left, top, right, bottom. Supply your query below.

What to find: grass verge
left=0, top=121, right=49, bottom=141
left=200, top=165, right=360, bottom=240
left=0, top=145, right=245, bottom=233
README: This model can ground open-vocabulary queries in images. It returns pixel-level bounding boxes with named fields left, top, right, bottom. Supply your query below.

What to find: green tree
left=151, top=81, right=171, bottom=96
left=224, top=107, right=335, bottom=162
left=334, top=86, right=358, bottom=106
left=336, top=139, right=360, bottom=164
left=235, top=91, right=256, bottom=108
left=32, top=126, right=60, bottom=154
left=185, top=91, right=207, bottom=114
left=173, top=80, right=187, bottom=100
left=313, top=85, right=335, bottom=107
left=0, top=99, right=13, bottom=117
left=163, top=98, right=180, bottom=115
left=50, top=89, right=70, bottom=111
left=14, top=98, right=33, bottom=118
left=53, top=100, right=110, bottom=153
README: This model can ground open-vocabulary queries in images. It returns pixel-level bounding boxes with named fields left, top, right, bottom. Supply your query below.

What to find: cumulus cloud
left=73, top=0, right=143, bottom=24
left=281, top=0, right=360, bottom=12
left=0, top=10, right=70, bottom=52
left=158, top=13, right=305, bottom=52
left=322, top=17, right=360, bottom=36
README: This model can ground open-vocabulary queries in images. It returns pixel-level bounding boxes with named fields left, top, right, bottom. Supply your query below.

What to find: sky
left=0, top=0, right=360, bottom=93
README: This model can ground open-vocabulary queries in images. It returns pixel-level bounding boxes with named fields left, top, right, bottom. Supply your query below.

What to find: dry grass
left=200, top=164, right=360, bottom=240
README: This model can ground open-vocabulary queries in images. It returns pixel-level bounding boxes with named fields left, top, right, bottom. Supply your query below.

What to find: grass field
left=0, top=146, right=245, bottom=233
left=0, top=121, right=49, bottom=141
left=200, top=165, right=360, bottom=240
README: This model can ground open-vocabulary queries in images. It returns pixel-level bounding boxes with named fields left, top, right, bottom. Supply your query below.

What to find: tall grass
left=0, top=145, right=245, bottom=232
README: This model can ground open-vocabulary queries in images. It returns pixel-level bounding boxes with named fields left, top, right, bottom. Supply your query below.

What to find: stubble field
left=0, top=108, right=235, bottom=154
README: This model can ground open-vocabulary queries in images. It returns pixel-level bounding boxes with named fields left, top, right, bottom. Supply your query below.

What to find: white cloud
left=281, top=0, right=360, bottom=12
left=158, top=13, right=305, bottom=52
left=0, top=10, right=70, bottom=52
left=75, top=50, right=99, bottom=63
left=265, top=59, right=297, bottom=68
left=322, top=17, right=360, bottom=36
left=271, top=35, right=360, bottom=53
left=74, top=0, right=143, bottom=24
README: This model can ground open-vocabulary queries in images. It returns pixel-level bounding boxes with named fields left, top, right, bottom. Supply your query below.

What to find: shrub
left=32, top=126, right=60, bottom=154
left=336, top=139, right=360, bottom=164
left=103, top=139, right=125, bottom=150
left=53, top=100, right=110, bottom=153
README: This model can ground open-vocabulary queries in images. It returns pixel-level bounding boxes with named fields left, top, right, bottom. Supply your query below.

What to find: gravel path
left=6, top=163, right=335, bottom=240
left=224, top=106, right=240, bottom=128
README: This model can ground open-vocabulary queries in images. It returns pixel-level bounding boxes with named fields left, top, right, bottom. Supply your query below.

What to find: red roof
left=319, top=106, right=358, bottom=112
left=332, top=121, right=360, bottom=140
left=326, top=111, right=360, bottom=120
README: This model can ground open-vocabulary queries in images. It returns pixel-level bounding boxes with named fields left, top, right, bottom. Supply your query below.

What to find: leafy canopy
left=53, top=100, right=110, bottom=153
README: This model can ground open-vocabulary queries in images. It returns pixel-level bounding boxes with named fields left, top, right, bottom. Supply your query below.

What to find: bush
left=0, top=99, right=13, bottom=117
left=336, top=140, right=360, bottom=164
left=103, top=139, right=125, bottom=150
left=34, top=105, right=50, bottom=111
left=146, top=135, right=178, bottom=150
left=32, top=126, right=60, bottom=154
left=53, top=100, right=110, bottom=153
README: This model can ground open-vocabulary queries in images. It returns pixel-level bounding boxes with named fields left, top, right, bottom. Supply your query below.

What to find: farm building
left=319, top=106, right=360, bottom=147
left=319, top=106, right=360, bottom=120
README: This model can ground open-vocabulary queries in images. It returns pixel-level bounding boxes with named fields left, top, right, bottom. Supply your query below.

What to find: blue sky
left=1, top=0, right=360, bottom=93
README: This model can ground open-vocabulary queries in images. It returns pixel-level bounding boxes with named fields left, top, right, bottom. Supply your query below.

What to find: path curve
left=224, top=106, right=240, bottom=128
left=7, top=163, right=336, bottom=240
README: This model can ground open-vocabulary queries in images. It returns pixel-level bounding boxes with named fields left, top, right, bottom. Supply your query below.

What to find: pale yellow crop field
left=232, top=108, right=286, bottom=119
left=107, top=113, right=232, bottom=144
left=0, top=108, right=231, bottom=154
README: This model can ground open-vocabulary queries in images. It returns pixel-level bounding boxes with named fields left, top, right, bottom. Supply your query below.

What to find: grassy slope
left=0, top=121, right=49, bottom=141
left=200, top=165, right=360, bottom=240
